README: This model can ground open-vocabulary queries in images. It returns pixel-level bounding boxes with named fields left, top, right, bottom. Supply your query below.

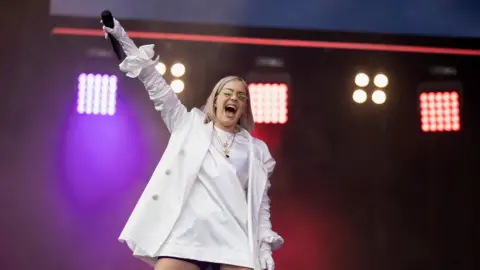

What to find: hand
left=259, top=243, right=275, bottom=270
left=100, top=18, right=126, bottom=40
left=99, top=18, right=140, bottom=57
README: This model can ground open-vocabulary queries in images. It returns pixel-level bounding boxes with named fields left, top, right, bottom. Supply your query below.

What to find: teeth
left=225, top=105, right=237, bottom=112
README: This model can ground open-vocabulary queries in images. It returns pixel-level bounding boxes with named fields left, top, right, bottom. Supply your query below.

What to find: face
left=214, top=80, right=248, bottom=129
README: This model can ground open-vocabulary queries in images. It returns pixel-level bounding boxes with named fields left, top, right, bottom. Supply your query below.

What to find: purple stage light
left=77, top=73, right=117, bottom=115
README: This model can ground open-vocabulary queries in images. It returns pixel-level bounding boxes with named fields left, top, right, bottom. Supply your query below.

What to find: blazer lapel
left=179, top=120, right=213, bottom=201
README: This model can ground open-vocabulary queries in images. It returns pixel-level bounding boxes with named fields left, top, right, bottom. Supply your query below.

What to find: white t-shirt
left=153, top=126, right=254, bottom=268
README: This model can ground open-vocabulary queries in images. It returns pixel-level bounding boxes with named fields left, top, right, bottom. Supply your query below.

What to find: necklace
left=213, top=127, right=236, bottom=158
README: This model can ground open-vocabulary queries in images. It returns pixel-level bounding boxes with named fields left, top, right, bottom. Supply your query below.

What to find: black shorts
left=157, top=256, right=220, bottom=270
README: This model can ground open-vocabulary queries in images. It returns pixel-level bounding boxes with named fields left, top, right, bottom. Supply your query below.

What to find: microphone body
left=101, top=10, right=125, bottom=61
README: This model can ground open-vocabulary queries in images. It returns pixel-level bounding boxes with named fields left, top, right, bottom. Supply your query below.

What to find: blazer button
left=165, top=169, right=171, bottom=175
left=179, top=149, right=185, bottom=156
left=152, top=194, right=159, bottom=201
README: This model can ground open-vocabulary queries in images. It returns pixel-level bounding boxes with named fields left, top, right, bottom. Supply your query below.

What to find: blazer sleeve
left=118, top=42, right=188, bottom=133
left=257, top=141, right=284, bottom=251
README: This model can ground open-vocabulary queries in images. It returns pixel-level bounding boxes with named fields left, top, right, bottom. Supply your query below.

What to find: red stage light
left=419, top=91, right=460, bottom=132
left=248, top=83, right=288, bottom=124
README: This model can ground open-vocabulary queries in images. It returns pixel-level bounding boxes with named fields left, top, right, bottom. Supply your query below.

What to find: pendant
left=221, top=140, right=230, bottom=158
left=222, top=147, right=230, bottom=158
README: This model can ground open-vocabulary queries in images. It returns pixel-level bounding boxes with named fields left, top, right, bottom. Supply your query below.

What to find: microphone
left=101, top=10, right=125, bottom=61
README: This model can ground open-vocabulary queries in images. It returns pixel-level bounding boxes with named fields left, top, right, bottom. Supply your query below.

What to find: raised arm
left=102, top=19, right=187, bottom=133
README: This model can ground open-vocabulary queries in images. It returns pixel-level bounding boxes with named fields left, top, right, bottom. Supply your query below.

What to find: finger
left=267, top=258, right=275, bottom=270
left=260, top=259, right=266, bottom=269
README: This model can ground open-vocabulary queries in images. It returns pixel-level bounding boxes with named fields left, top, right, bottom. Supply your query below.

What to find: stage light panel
left=248, top=83, right=288, bottom=124
left=77, top=73, right=117, bottom=116
left=420, top=91, right=460, bottom=132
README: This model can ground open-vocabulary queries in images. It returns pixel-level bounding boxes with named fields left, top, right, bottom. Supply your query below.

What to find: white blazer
left=117, top=48, right=284, bottom=269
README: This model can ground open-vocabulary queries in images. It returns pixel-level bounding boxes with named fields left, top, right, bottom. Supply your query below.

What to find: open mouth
left=225, top=104, right=237, bottom=116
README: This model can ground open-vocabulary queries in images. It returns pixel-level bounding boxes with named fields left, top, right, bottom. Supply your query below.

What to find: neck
left=214, top=122, right=236, bottom=133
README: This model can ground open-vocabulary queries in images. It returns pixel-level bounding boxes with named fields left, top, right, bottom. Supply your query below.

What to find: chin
left=218, top=117, right=239, bottom=128
left=220, top=120, right=236, bottom=127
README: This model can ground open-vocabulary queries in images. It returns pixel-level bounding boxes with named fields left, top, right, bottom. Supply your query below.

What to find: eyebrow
left=224, top=87, right=246, bottom=94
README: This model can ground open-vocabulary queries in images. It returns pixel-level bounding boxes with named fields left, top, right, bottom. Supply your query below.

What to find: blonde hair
left=202, top=76, right=255, bottom=133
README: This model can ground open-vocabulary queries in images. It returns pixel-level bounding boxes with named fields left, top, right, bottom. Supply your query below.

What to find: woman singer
left=102, top=18, right=284, bottom=270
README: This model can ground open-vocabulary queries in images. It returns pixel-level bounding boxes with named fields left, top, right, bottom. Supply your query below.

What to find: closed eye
left=221, top=88, right=248, bottom=101
left=222, top=89, right=233, bottom=96
left=237, top=93, right=247, bottom=100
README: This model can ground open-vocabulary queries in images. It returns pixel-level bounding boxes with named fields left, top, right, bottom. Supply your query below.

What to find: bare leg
left=220, top=264, right=253, bottom=270
left=155, top=257, right=201, bottom=270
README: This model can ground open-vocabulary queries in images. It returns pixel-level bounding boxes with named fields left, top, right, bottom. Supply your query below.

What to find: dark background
left=50, top=0, right=480, bottom=38
left=0, top=0, right=476, bottom=269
